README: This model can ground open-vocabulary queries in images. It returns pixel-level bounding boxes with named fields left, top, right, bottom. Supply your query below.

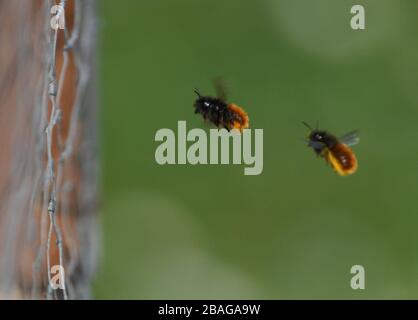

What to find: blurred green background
left=94, top=0, right=418, bottom=299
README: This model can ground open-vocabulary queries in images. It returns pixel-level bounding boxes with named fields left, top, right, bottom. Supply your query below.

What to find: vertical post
left=0, top=0, right=99, bottom=299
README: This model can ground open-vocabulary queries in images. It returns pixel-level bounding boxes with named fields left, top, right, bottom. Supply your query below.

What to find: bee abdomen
left=327, top=144, right=357, bottom=176
left=227, top=103, right=249, bottom=130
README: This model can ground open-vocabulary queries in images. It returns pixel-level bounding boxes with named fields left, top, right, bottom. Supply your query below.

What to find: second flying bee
left=303, top=122, right=359, bottom=176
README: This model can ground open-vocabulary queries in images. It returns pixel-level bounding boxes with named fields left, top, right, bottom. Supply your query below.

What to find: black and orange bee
left=303, top=122, right=359, bottom=176
left=193, top=81, right=249, bottom=131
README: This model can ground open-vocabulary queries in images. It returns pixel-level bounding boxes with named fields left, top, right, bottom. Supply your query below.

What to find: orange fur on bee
left=227, top=103, right=249, bottom=130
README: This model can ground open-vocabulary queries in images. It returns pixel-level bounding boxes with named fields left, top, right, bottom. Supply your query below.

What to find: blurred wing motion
left=213, top=77, right=227, bottom=101
left=339, top=130, right=359, bottom=147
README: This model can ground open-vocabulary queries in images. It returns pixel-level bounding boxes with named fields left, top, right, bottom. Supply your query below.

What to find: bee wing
left=340, top=130, right=359, bottom=146
left=213, top=77, right=227, bottom=100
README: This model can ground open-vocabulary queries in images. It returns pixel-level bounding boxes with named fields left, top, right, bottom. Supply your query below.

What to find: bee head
left=302, top=122, right=327, bottom=150
left=309, top=130, right=327, bottom=143
left=194, top=97, right=213, bottom=109
left=193, top=89, right=206, bottom=107
left=308, top=130, right=333, bottom=153
left=193, top=89, right=224, bottom=112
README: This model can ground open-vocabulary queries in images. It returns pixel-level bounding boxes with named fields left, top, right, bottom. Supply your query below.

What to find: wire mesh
left=0, top=0, right=99, bottom=299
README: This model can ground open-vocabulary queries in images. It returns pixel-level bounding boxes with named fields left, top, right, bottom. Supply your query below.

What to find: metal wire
left=0, top=0, right=99, bottom=300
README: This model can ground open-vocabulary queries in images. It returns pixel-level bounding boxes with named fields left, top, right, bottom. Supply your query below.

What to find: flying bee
left=303, top=121, right=359, bottom=176
left=193, top=80, right=249, bottom=131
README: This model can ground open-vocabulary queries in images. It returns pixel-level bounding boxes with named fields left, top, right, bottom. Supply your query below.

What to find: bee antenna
left=194, top=88, right=201, bottom=97
left=302, top=121, right=313, bottom=130
left=315, top=120, right=319, bottom=130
